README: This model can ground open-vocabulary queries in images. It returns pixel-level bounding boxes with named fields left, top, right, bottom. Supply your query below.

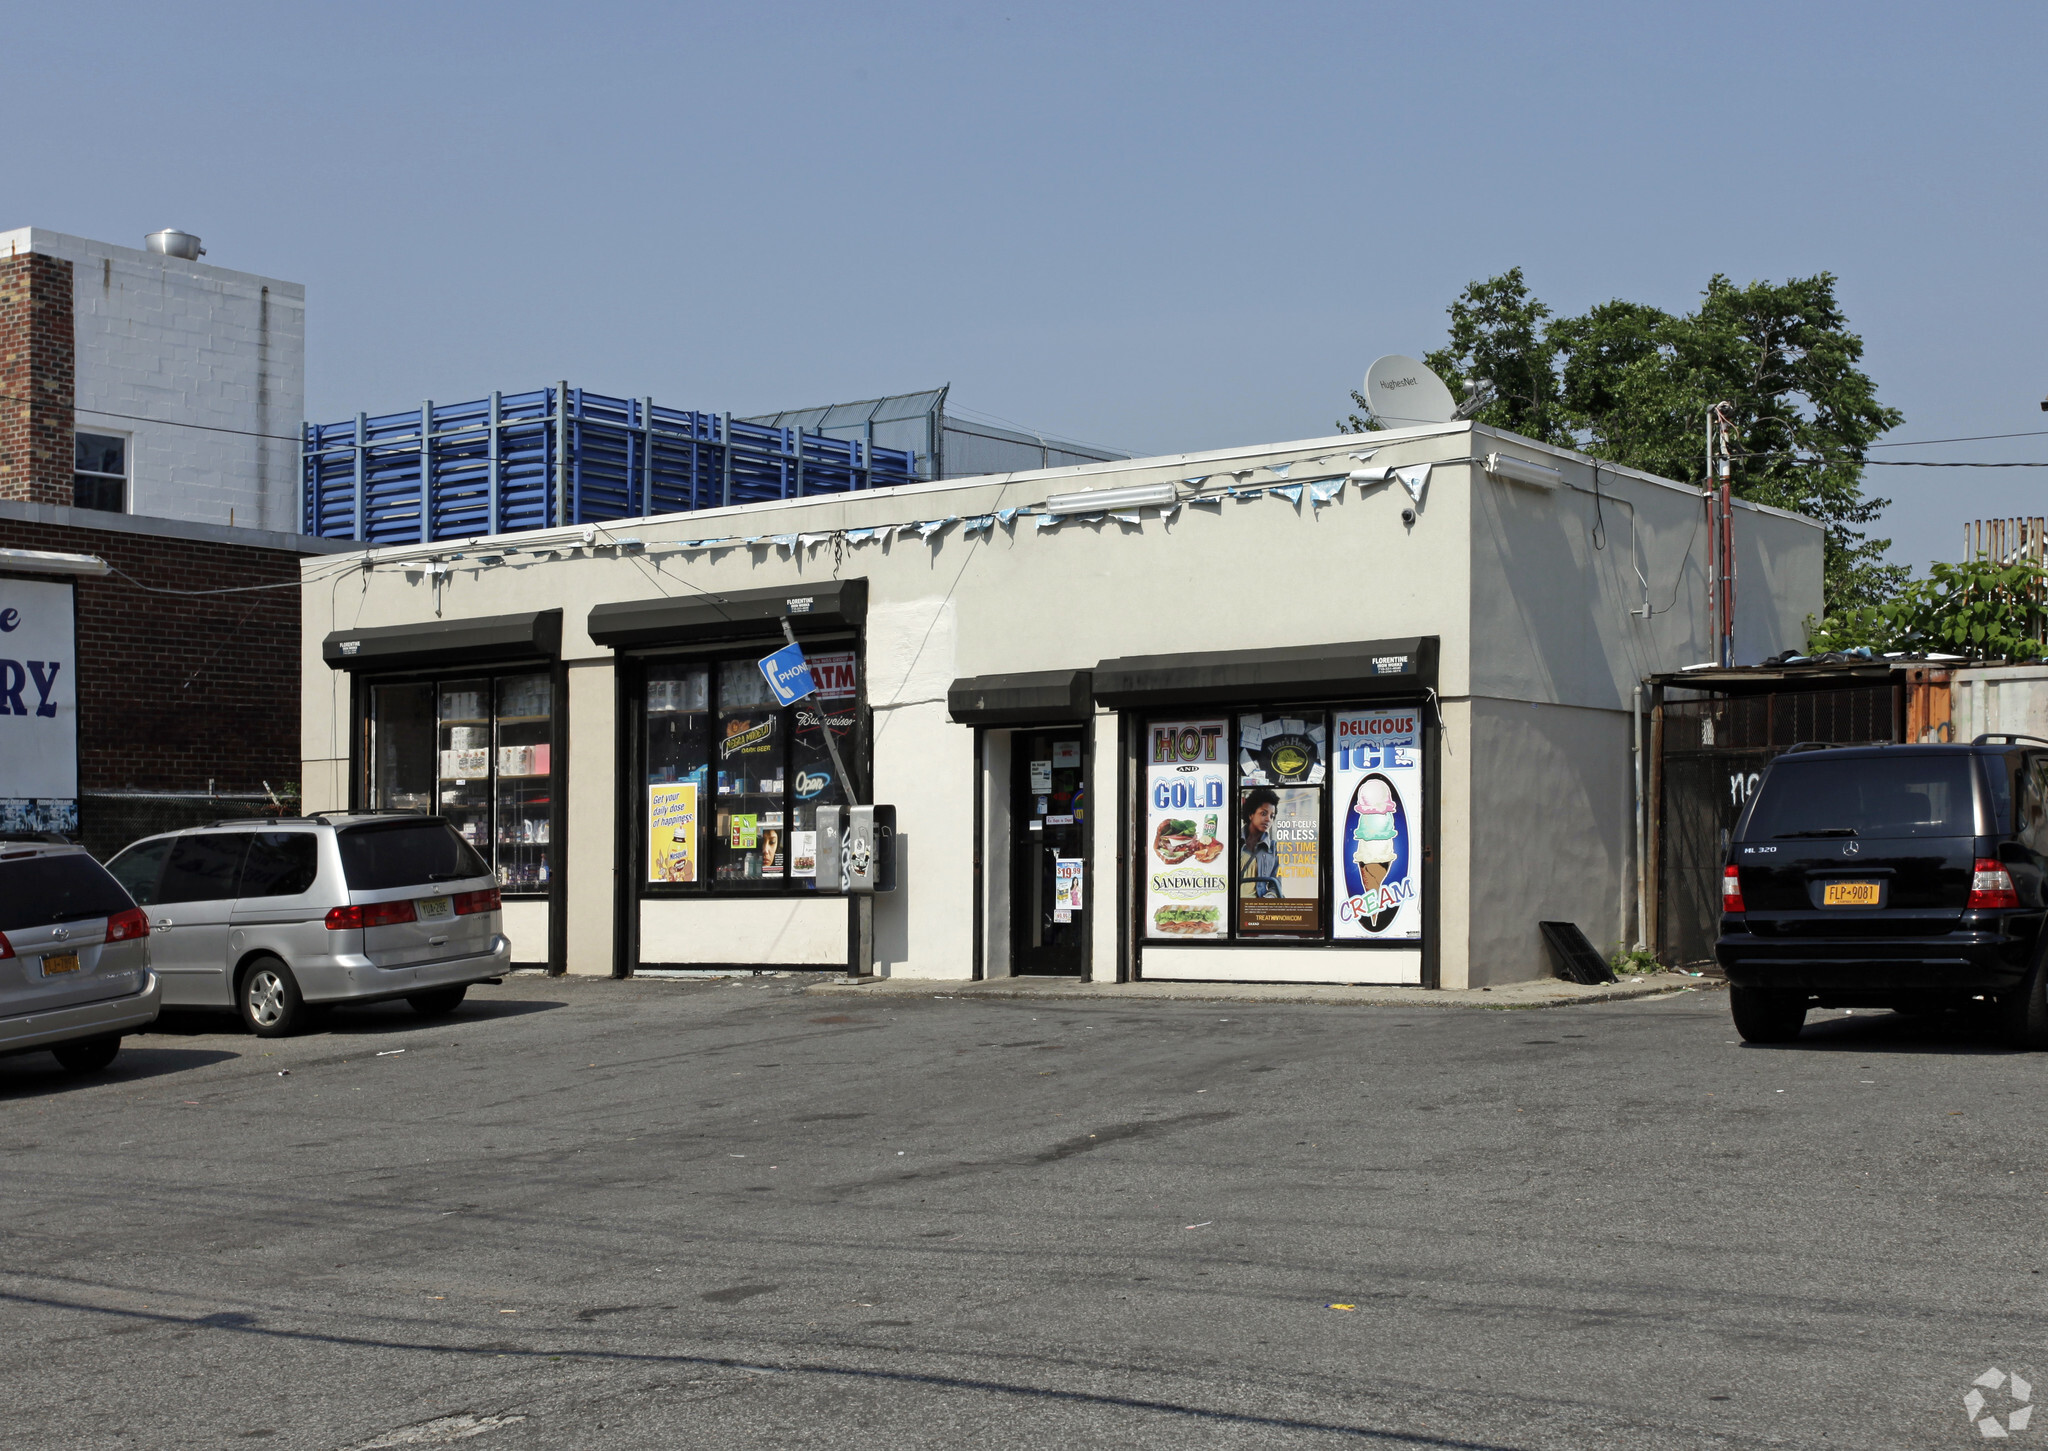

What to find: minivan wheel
left=1999, top=959, right=2048, bottom=1050
left=406, top=985, right=468, bottom=1017
left=1730, top=986, right=1808, bottom=1044
left=240, top=957, right=306, bottom=1038
left=52, top=1035, right=120, bottom=1073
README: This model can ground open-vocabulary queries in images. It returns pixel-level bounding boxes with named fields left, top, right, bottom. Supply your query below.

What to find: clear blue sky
left=7, top=1, right=2043, bottom=572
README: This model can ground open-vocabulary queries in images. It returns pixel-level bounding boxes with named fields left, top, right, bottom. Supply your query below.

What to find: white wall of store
left=3, top=228, right=305, bottom=533
left=300, top=421, right=1823, bottom=985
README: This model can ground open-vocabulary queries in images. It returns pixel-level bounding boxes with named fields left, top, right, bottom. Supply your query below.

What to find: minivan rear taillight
left=325, top=900, right=420, bottom=930
left=1968, top=859, right=2020, bottom=910
left=453, top=887, right=501, bottom=916
left=105, top=907, right=149, bottom=943
left=1722, top=864, right=1746, bottom=914
left=0, top=931, right=12, bottom=960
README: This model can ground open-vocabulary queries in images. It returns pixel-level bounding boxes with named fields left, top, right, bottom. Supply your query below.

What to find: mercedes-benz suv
left=1717, top=737, right=2048, bottom=1045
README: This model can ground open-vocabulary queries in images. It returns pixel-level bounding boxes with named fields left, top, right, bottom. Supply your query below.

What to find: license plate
left=41, top=953, right=79, bottom=976
left=1823, top=881, right=1882, bottom=907
left=416, top=897, right=453, bottom=921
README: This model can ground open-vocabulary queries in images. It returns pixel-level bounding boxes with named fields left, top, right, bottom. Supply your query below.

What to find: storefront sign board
left=0, top=577, right=78, bottom=836
left=1144, top=717, right=1229, bottom=939
left=1331, top=707, right=1423, bottom=939
left=758, top=642, right=817, bottom=706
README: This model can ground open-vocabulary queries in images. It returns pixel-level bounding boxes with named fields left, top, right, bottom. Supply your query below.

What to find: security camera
left=1401, top=507, right=1417, bottom=526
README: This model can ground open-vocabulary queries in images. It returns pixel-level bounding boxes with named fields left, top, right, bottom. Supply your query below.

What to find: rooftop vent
left=144, top=229, right=204, bottom=260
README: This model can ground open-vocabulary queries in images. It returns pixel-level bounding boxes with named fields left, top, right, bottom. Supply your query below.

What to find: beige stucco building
left=299, top=419, right=1822, bottom=989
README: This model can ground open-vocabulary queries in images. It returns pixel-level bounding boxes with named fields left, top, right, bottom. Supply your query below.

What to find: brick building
left=0, top=227, right=350, bottom=855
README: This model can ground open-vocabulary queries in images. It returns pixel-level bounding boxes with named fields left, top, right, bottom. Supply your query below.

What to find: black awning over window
left=947, top=670, right=1094, bottom=726
left=1092, top=637, right=1435, bottom=708
left=588, top=578, right=866, bottom=649
left=323, top=610, right=563, bottom=672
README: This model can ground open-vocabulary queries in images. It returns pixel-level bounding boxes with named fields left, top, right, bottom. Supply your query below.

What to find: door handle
left=429, top=936, right=448, bottom=946
left=153, top=920, right=172, bottom=933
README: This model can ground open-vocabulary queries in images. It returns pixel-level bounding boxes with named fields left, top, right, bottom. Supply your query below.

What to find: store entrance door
left=1009, top=729, right=1088, bottom=976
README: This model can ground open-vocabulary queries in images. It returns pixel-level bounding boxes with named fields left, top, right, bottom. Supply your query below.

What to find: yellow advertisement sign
left=649, top=781, right=698, bottom=883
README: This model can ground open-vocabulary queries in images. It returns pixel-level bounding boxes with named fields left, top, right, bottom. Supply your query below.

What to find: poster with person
left=1331, top=707, right=1423, bottom=939
left=1237, top=785, right=1322, bottom=934
left=1143, top=718, right=1230, bottom=938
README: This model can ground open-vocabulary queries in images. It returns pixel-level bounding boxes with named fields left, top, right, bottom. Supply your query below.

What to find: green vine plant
left=1806, top=557, right=2048, bottom=662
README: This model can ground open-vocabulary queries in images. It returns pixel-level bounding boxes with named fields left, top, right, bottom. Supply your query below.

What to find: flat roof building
left=300, top=419, right=1821, bottom=987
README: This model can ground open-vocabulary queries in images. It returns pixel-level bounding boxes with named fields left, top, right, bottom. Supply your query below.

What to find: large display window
left=639, top=649, right=859, bottom=894
left=1140, top=704, right=1424, bottom=945
left=364, top=668, right=556, bottom=896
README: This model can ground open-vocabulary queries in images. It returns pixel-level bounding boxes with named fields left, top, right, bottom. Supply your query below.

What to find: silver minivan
left=104, top=814, right=511, bottom=1038
left=0, top=843, right=161, bottom=1071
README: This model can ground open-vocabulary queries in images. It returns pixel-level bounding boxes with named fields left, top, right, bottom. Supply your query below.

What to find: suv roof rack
left=305, top=809, right=430, bottom=825
left=1781, top=741, right=1841, bottom=754
left=1973, top=733, right=2048, bottom=748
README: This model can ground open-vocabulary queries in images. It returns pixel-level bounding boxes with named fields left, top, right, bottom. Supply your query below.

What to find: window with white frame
left=73, top=432, right=127, bottom=513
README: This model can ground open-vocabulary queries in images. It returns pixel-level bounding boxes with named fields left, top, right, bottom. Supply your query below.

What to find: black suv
left=1717, top=738, right=2048, bottom=1045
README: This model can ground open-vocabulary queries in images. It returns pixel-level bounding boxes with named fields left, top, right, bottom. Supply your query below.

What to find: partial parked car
left=1717, top=736, right=2048, bottom=1046
left=103, top=814, right=510, bottom=1038
left=0, top=843, right=160, bottom=1072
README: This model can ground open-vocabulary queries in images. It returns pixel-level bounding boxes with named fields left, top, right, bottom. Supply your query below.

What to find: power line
left=1869, top=429, right=2048, bottom=448
left=0, top=389, right=302, bottom=444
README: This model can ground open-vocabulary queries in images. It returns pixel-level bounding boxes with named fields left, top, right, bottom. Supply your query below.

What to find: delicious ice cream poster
left=1332, top=708, right=1422, bottom=939
left=1144, top=718, right=1230, bottom=939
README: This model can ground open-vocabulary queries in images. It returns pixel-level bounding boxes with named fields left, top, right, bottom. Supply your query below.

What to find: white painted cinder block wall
left=1, top=227, right=306, bottom=533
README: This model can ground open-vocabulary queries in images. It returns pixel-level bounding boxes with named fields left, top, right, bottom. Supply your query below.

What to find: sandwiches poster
left=1144, top=717, right=1229, bottom=938
left=1332, top=708, right=1422, bottom=939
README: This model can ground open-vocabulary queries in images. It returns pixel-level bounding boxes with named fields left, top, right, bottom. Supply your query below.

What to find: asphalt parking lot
left=3, top=976, right=2044, bottom=1449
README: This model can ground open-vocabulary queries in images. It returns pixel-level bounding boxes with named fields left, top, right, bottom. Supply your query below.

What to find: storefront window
left=1142, top=705, right=1422, bottom=945
left=641, top=650, right=859, bottom=894
left=370, top=684, right=435, bottom=812
left=494, top=673, right=554, bottom=891
left=364, top=669, right=557, bottom=896
left=646, top=665, right=709, bottom=884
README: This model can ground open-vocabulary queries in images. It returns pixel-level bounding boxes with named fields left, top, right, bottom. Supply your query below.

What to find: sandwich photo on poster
left=1332, top=708, right=1423, bottom=939
left=1144, top=718, right=1229, bottom=938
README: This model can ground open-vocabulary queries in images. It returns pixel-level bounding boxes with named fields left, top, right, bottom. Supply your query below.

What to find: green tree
left=1807, top=557, right=2048, bottom=661
left=1350, top=270, right=1907, bottom=612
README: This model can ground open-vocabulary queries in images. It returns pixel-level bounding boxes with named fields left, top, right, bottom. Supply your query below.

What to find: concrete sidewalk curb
left=802, top=971, right=1724, bottom=1010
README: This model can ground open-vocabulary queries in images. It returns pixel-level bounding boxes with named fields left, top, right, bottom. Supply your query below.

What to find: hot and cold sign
left=0, top=577, right=78, bottom=833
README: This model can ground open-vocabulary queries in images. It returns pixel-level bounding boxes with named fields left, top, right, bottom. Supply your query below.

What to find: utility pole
left=1706, top=404, right=1737, bottom=668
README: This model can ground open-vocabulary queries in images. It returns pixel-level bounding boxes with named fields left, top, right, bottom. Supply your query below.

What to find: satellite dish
left=1363, top=355, right=1459, bottom=426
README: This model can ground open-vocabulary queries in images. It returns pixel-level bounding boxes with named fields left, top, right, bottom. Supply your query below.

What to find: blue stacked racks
left=302, top=386, right=920, bottom=544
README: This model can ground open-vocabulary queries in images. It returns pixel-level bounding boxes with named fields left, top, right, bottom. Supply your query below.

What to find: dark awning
left=947, top=670, right=1094, bottom=726
left=1092, top=637, right=1435, bottom=708
left=588, top=578, right=866, bottom=649
left=323, top=609, right=563, bottom=672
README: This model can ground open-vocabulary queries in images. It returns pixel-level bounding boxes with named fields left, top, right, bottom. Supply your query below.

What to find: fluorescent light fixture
left=1042, top=482, right=1180, bottom=515
left=0, top=547, right=108, bottom=577
left=1485, top=452, right=1563, bottom=490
